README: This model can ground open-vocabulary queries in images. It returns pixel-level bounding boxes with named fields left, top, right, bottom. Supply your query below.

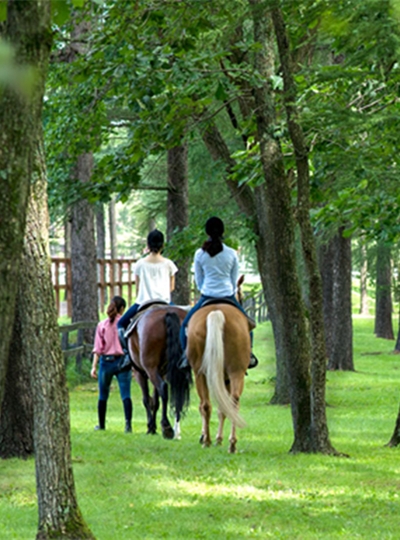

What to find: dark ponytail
left=107, top=296, right=126, bottom=323
left=202, top=216, right=224, bottom=257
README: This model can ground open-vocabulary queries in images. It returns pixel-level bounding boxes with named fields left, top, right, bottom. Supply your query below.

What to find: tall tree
left=167, top=144, right=191, bottom=304
left=271, top=3, right=334, bottom=452
left=374, top=242, right=394, bottom=339
left=328, top=230, right=354, bottom=370
left=0, top=0, right=47, bottom=411
left=0, top=1, right=95, bottom=538
left=359, top=240, right=369, bottom=315
left=249, top=0, right=315, bottom=452
left=23, top=136, right=95, bottom=540
left=71, top=152, right=98, bottom=332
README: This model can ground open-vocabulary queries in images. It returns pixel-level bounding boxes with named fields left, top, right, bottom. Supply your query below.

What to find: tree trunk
left=167, top=144, right=191, bottom=304
left=359, top=241, right=369, bottom=315
left=394, top=304, right=400, bottom=352
left=70, top=153, right=98, bottom=340
left=328, top=229, right=354, bottom=370
left=271, top=4, right=335, bottom=453
left=26, top=138, right=95, bottom=540
left=199, top=117, right=290, bottom=404
left=109, top=198, right=118, bottom=296
left=249, top=0, right=314, bottom=452
left=0, top=0, right=51, bottom=412
left=0, top=310, right=34, bottom=458
left=96, top=204, right=106, bottom=259
left=318, top=238, right=335, bottom=359
left=387, top=403, right=400, bottom=447
left=96, top=203, right=107, bottom=305
left=374, top=242, right=394, bottom=339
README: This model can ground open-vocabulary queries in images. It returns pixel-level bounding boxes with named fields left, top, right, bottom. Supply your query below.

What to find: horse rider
left=179, top=216, right=258, bottom=370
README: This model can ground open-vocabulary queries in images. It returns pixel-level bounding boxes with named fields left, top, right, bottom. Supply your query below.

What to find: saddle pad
left=201, top=297, right=256, bottom=331
left=124, top=301, right=169, bottom=339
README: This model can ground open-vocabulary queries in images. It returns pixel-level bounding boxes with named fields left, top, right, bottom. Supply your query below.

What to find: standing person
left=91, top=295, right=133, bottom=433
left=117, top=229, right=178, bottom=337
left=179, top=216, right=258, bottom=368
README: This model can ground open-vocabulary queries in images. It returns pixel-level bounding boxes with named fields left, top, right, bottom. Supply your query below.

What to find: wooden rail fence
left=59, top=320, right=97, bottom=370
left=52, top=258, right=137, bottom=317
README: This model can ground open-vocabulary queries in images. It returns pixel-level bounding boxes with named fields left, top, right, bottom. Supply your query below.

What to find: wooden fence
left=59, top=320, right=97, bottom=370
left=59, top=294, right=268, bottom=369
left=243, top=290, right=269, bottom=324
left=52, top=258, right=137, bottom=317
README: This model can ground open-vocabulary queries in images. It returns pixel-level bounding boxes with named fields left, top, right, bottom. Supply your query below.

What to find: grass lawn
left=1, top=316, right=400, bottom=539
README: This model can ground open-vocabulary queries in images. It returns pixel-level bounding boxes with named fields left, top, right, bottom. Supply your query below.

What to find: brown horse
left=127, top=305, right=191, bottom=439
left=186, top=302, right=251, bottom=453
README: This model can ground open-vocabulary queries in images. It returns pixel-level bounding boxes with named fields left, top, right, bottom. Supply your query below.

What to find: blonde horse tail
left=201, top=310, right=246, bottom=429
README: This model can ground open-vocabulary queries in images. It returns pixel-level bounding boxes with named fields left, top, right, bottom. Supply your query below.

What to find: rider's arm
left=230, top=251, right=239, bottom=293
left=170, top=274, right=175, bottom=293
left=135, top=274, right=140, bottom=297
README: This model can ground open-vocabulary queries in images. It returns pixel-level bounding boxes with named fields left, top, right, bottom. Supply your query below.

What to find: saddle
left=124, top=300, right=168, bottom=339
left=201, top=297, right=256, bottom=331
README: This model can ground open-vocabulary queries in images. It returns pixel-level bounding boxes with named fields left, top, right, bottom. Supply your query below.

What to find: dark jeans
left=179, top=294, right=251, bottom=351
left=98, top=356, right=132, bottom=401
left=117, top=303, right=140, bottom=331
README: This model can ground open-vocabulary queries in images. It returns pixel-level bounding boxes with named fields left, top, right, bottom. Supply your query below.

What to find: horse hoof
left=146, top=429, right=157, bottom=435
left=199, top=434, right=204, bottom=444
left=162, top=427, right=174, bottom=440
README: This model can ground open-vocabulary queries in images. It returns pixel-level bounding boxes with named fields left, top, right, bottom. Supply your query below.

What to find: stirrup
left=248, top=352, right=259, bottom=369
left=178, top=353, right=190, bottom=370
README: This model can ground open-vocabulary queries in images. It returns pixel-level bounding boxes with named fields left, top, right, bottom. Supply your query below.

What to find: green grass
left=2, top=317, right=400, bottom=539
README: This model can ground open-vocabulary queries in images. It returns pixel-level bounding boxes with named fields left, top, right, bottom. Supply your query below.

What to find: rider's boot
left=178, top=351, right=190, bottom=370
left=118, top=327, right=131, bottom=364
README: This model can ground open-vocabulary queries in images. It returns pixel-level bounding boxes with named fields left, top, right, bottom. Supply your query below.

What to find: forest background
left=2, top=0, right=400, bottom=539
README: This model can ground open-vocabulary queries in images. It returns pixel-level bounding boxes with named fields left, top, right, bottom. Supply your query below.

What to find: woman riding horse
left=179, top=216, right=258, bottom=368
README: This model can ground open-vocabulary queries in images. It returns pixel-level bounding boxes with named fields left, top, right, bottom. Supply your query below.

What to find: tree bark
left=249, top=0, right=314, bottom=452
left=359, top=241, right=369, bottom=315
left=328, top=229, right=354, bottom=370
left=374, top=242, right=394, bottom=339
left=271, top=4, right=335, bottom=453
left=26, top=138, right=95, bottom=540
left=0, top=0, right=51, bottom=413
left=0, top=310, right=34, bottom=458
left=318, top=237, right=335, bottom=359
left=167, top=144, right=191, bottom=304
left=70, top=153, right=98, bottom=339
left=200, top=118, right=290, bottom=404
left=387, top=403, right=400, bottom=447
left=96, top=204, right=106, bottom=259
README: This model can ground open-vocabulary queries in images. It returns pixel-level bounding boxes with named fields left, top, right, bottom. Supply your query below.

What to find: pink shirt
left=93, top=314, right=124, bottom=356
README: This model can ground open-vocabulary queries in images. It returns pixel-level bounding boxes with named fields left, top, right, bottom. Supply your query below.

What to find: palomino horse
left=186, top=302, right=251, bottom=453
left=126, top=305, right=191, bottom=439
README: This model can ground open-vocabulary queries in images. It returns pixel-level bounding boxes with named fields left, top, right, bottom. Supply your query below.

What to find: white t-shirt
left=135, top=258, right=178, bottom=305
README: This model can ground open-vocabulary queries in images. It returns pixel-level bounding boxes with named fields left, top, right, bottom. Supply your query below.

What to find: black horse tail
left=165, top=312, right=191, bottom=418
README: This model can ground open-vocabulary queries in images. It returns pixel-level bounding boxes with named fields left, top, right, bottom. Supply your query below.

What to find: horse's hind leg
left=216, top=410, right=225, bottom=446
left=227, top=374, right=245, bottom=453
left=195, top=373, right=212, bottom=448
left=135, top=370, right=157, bottom=435
left=148, top=369, right=174, bottom=440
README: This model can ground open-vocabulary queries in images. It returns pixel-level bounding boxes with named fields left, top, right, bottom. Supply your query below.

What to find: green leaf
left=215, top=82, right=227, bottom=101
left=51, top=0, right=71, bottom=26
left=0, top=1, right=6, bottom=23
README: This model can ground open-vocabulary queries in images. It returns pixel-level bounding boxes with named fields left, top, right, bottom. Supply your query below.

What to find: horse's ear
left=237, top=275, right=245, bottom=287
